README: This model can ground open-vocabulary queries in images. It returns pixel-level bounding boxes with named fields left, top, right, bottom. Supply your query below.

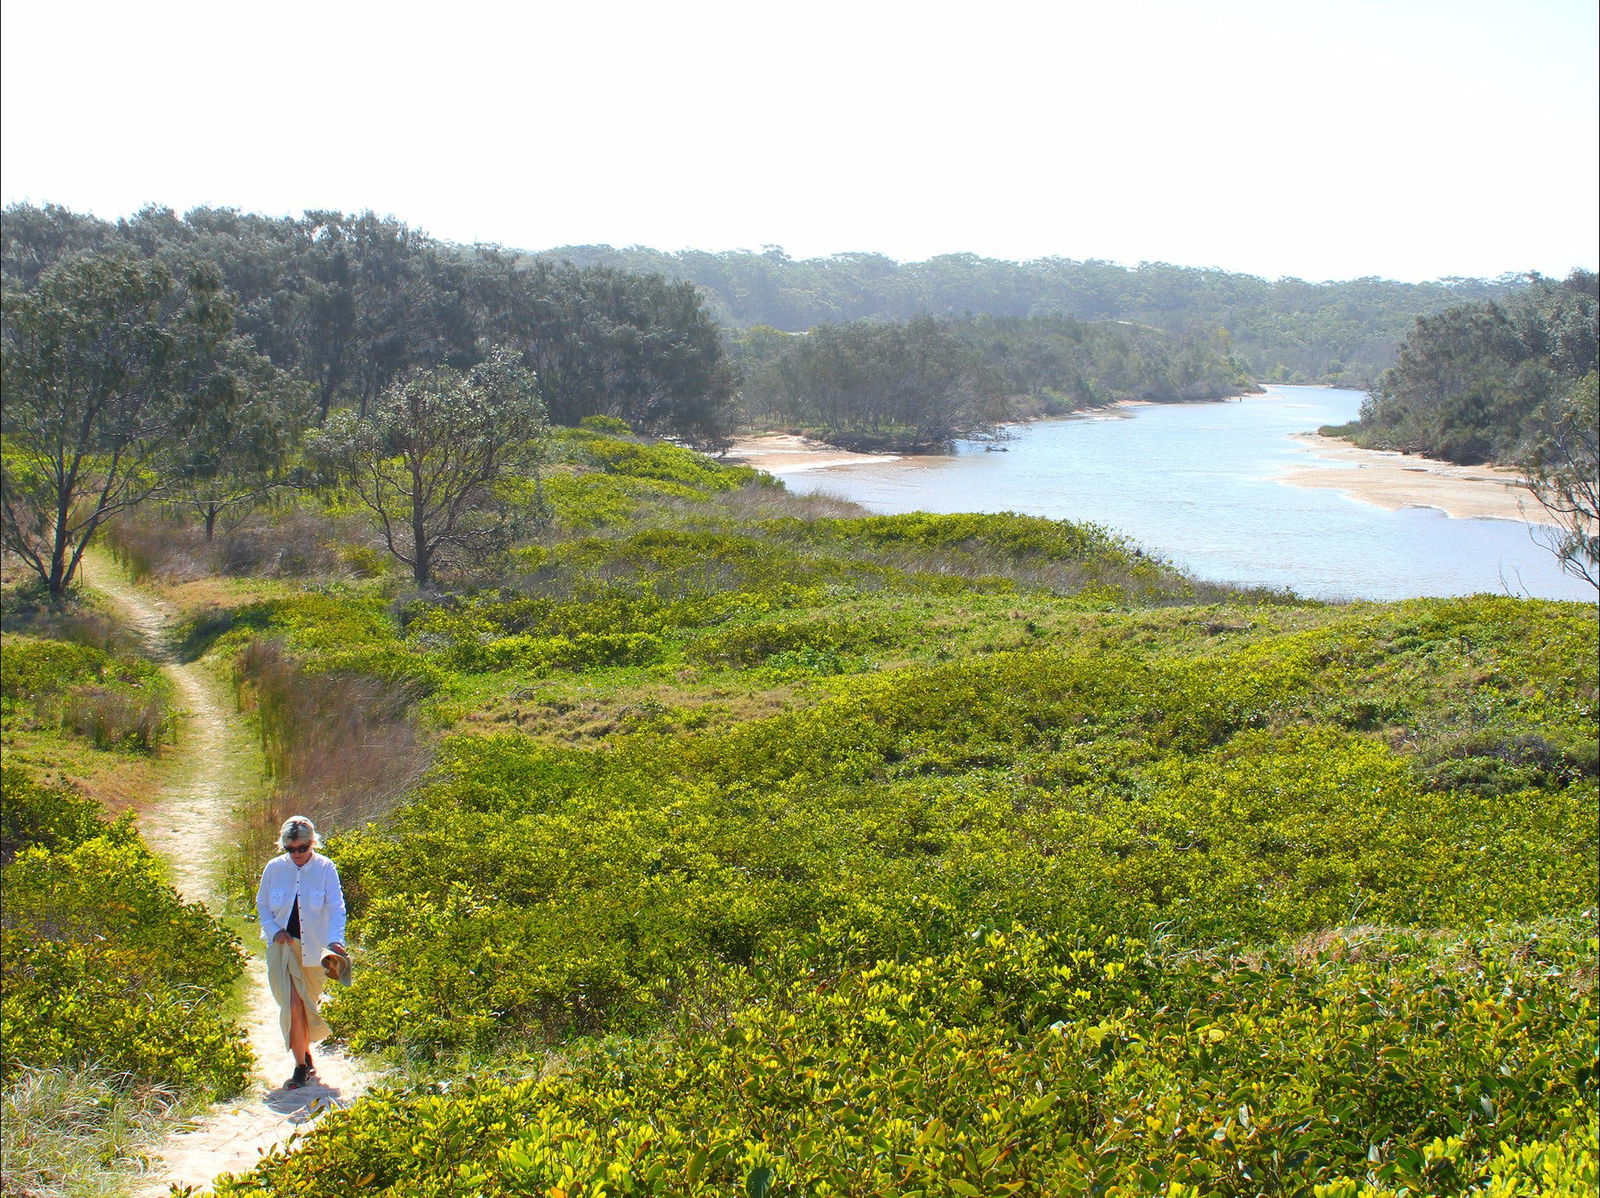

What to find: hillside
left=6, top=426, right=1592, bottom=1196
left=535, top=244, right=1531, bottom=386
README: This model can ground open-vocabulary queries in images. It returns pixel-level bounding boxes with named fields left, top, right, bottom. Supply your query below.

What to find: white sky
left=2, top=0, right=1595, bottom=283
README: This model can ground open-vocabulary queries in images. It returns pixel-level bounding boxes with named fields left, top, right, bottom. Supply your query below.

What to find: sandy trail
left=87, top=563, right=379, bottom=1195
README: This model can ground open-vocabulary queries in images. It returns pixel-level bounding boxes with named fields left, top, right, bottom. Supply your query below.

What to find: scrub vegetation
left=39, top=427, right=1584, bottom=1198
left=1, top=204, right=1595, bottom=1196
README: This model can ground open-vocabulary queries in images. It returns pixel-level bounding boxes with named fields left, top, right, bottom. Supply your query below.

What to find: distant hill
left=534, top=244, right=1532, bottom=386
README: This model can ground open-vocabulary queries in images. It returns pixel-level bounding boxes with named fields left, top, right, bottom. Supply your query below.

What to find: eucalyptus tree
left=1, top=254, right=260, bottom=602
left=314, top=350, right=545, bottom=588
left=744, top=317, right=1004, bottom=452
left=172, top=345, right=315, bottom=539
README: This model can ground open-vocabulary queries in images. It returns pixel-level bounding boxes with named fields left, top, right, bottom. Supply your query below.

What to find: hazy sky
left=3, top=0, right=1595, bottom=283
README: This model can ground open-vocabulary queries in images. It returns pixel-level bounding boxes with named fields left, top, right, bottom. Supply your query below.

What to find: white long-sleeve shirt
left=256, top=851, right=347, bottom=966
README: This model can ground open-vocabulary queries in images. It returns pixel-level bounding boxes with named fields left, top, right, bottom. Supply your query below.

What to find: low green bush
left=0, top=765, right=126, bottom=864
left=0, top=637, right=110, bottom=701
left=0, top=773, right=251, bottom=1098
left=1, top=634, right=174, bottom=751
left=214, top=922, right=1597, bottom=1197
left=322, top=624, right=1595, bottom=1061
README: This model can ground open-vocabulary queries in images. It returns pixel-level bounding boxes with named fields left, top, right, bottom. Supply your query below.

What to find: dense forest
left=1347, top=271, right=1597, bottom=462
left=537, top=242, right=1530, bottom=385
left=734, top=315, right=1255, bottom=452
left=2, top=201, right=1596, bottom=1196
left=0, top=203, right=1264, bottom=461
left=1, top=204, right=740, bottom=447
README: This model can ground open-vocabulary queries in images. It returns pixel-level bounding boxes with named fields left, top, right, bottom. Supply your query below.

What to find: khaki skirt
left=267, top=937, right=331, bottom=1049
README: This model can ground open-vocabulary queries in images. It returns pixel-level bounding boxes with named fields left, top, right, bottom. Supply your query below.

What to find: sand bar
left=1280, top=434, right=1538, bottom=522
left=722, top=433, right=903, bottom=474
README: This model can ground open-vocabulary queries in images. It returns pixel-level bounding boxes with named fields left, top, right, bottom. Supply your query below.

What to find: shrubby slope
left=156, top=430, right=1598, bottom=1197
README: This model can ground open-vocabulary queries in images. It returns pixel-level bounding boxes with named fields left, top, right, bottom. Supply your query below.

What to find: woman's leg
left=289, top=984, right=309, bottom=1067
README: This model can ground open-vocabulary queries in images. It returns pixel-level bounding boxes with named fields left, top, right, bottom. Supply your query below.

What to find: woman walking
left=255, top=815, right=347, bottom=1090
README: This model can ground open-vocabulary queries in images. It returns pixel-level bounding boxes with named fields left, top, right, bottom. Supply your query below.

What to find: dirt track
left=89, top=563, right=378, bottom=1195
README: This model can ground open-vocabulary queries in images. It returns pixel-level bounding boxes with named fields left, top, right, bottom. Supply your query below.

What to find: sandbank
left=722, top=433, right=903, bottom=474
left=1279, top=434, right=1537, bottom=523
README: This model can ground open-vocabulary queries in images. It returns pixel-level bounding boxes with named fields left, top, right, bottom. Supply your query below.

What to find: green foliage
left=482, top=259, right=739, bottom=448
left=0, top=765, right=133, bottom=863
left=537, top=242, right=1533, bottom=383
left=1523, top=369, right=1599, bottom=589
left=0, top=251, right=269, bottom=601
left=801, top=510, right=1138, bottom=565
left=541, top=471, right=710, bottom=531
left=0, top=636, right=115, bottom=701
left=1352, top=271, right=1598, bottom=465
left=311, top=349, right=547, bottom=587
left=214, top=922, right=1596, bottom=1197
left=321, top=596, right=1596, bottom=1066
left=199, top=591, right=439, bottom=694
left=0, top=633, right=174, bottom=752
left=0, top=771, right=251, bottom=1098
left=740, top=316, right=1005, bottom=451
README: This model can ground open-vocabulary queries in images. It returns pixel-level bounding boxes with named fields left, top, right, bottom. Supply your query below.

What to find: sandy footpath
left=88, top=563, right=380, bottom=1196
left=1279, top=433, right=1538, bottom=522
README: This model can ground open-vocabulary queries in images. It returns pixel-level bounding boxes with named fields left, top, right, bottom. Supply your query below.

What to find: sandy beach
left=722, top=433, right=903, bottom=474
left=1280, top=434, right=1536, bottom=522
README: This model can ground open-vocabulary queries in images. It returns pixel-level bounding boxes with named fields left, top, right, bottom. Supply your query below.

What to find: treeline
left=1, top=203, right=737, bottom=444
left=734, top=314, right=1255, bottom=452
left=1340, top=270, right=1599, bottom=589
left=538, top=243, right=1531, bottom=384
left=1, top=204, right=746, bottom=602
left=1349, top=270, right=1597, bottom=464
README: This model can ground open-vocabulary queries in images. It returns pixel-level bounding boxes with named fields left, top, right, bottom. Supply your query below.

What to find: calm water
left=783, top=386, right=1593, bottom=602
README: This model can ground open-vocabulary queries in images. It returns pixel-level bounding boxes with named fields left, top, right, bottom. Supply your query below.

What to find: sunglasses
left=286, top=842, right=313, bottom=854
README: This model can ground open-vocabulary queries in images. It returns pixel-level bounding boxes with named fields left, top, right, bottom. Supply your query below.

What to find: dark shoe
left=286, top=1063, right=308, bottom=1090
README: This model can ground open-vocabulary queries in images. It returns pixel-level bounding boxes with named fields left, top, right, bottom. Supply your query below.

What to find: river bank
left=1280, top=434, right=1535, bottom=522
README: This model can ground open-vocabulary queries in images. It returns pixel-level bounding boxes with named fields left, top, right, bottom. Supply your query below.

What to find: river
left=780, top=386, right=1593, bottom=603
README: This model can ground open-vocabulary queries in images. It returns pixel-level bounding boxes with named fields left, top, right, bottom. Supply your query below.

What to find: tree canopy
left=535, top=243, right=1534, bottom=386
left=312, top=350, right=546, bottom=588
left=1, top=255, right=271, bottom=600
left=1349, top=271, right=1598, bottom=465
left=2, top=204, right=739, bottom=444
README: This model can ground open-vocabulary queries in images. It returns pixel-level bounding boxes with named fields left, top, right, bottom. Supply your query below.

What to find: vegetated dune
left=6, top=427, right=1595, bottom=1197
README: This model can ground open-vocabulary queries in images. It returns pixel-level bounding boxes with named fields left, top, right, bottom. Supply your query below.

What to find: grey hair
left=278, top=815, right=320, bottom=851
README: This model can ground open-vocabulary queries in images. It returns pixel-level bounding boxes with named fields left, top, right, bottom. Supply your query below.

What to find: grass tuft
left=0, top=1065, right=186, bottom=1198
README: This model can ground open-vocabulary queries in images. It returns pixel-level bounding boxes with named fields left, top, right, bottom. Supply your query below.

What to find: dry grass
left=1, top=1065, right=189, bottom=1198
left=103, top=507, right=374, bottom=585
left=234, top=640, right=431, bottom=853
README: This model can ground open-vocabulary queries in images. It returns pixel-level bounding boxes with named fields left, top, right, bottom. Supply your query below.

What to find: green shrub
left=0, top=634, right=174, bottom=752
left=215, top=922, right=1598, bottom=1197
left=0, top=766, right=129, bottom=864
left=0, top=637, right=108, bottom=701
left=543, top=471, right=709, bottom=530
left=1, top=833, right=251, bottom=1097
